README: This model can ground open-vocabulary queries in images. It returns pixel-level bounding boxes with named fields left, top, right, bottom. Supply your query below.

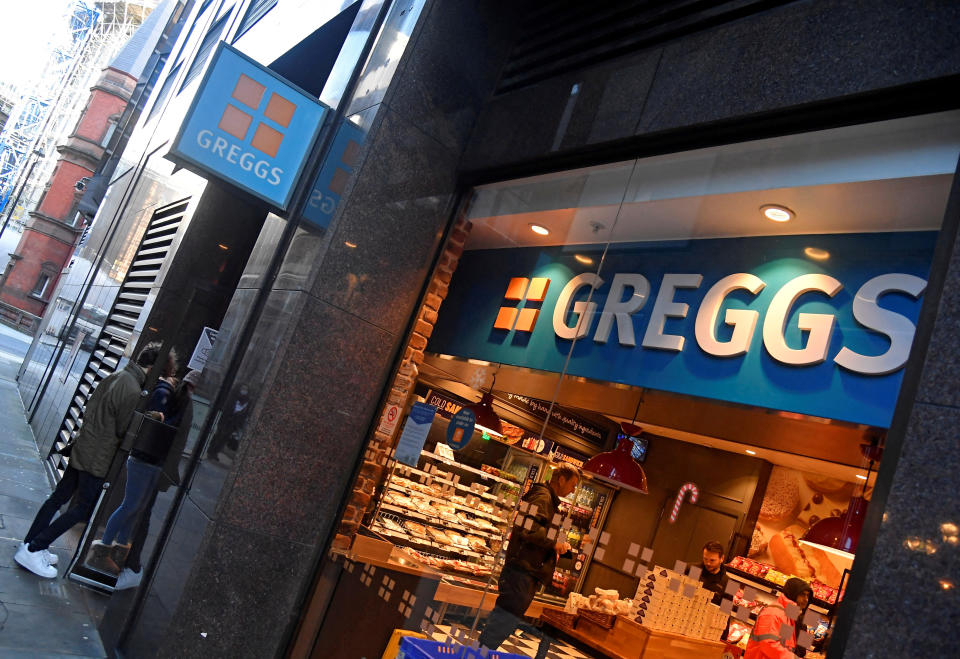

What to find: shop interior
left=356, top=355, right=879, bottom=657
left=316, top=112, right=958, bottom=659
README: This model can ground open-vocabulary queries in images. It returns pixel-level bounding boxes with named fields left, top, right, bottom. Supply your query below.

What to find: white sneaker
left=15, top=543, right=57, bottom=578
left=114, top=567, right=142, bottom=591
left=19, top=542, right=59, bottom=566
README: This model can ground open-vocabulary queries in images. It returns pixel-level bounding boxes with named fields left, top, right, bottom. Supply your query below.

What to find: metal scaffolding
left=0, top=1, right=158, bottom=225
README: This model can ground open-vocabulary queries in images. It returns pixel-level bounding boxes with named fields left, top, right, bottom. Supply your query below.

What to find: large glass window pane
left=308, top=111, right=960, bottom=658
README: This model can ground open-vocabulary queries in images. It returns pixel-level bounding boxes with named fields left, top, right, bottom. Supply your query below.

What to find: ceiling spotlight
left=745, top=449, right=757, bottom=455
left=804, top=247, right=830, bottom=260
left=344, top=241, right=358, bottom=248
left=529, top=223, right=550, bottom=236
left=856, top=474, right=867, bottom=480
left=574, top=254, right=593, bottom=265
left=761, top=204, right=795, bottom=223
left=217, top=243, right=229, bottom=251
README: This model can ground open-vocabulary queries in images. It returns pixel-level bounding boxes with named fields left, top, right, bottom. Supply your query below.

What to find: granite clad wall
left=125, top=2, right=524, bottom=657
left=836, top=165, right=960, bottom=657
left=462, top=0, right=960, bottom=172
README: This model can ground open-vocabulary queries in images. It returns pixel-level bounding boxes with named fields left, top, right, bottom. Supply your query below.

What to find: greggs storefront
left=301, top=111, right=960, bottom=658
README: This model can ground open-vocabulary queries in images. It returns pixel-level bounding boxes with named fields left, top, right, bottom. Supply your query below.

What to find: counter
left=538, top=604, right=729, bottom=659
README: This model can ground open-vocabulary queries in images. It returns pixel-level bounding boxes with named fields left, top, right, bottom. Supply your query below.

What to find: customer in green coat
left=14, top=342, right=162, bottom=578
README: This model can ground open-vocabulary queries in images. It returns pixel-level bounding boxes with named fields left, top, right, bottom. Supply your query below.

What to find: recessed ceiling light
left=804, top=247, right=830, bottom=260
left=344, top=241, right=357, bottom=248
left=856, top=474, right=867, bottom=480
left=574, top=254, right=593, bottom=265
left=745, top=449, right=757, bottom=455
left=529, top=223, right=550, bottom=236
left=761, top=204, right=795, bottom=223
left=218, top=243, right=229, bottom=251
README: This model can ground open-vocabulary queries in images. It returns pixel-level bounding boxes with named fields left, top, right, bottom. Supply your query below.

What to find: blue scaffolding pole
left=0, top=1, right=100, bottom=215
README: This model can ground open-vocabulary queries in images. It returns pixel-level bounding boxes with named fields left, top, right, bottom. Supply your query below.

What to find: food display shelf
left=725, top=566, right=833, bottom=614
left=420, top=450, right=521, bottom=487
left=371, top=515, right=486, bottom=560
left=397, top=464, right=501, bottom=502
left=386, top=481, right=508, bottom=524
left=378, top=503, right=502, bottom=544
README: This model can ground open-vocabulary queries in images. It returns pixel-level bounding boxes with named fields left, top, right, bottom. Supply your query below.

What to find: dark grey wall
left=463, top=0, right=960, bottom=172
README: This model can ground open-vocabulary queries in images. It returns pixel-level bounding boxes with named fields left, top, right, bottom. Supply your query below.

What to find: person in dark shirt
left=699, top=540, right=729, bottom=605
left=479, top=464, right=579, bottom=658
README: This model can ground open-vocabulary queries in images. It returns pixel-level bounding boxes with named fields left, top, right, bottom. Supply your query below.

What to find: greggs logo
left=500, top=271, right=927, bottom=376
left=194, top=73, right=296, bottom=186
left=494, top=277, right=550, bottom=332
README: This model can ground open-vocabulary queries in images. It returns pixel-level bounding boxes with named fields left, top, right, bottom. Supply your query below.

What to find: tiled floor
left=0, top=343, right=108, bottom=658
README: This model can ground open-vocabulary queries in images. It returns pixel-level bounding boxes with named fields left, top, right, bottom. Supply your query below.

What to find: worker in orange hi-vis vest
left=745, top=578, right=813, bottom=659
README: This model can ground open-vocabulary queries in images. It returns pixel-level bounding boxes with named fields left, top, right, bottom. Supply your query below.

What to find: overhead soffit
left=465, top=111, right=960, bottom=250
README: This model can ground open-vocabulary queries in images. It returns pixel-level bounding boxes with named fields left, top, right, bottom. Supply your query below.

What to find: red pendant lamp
left=799, top=496, right=868, bottom=559
left=467, top=391, right=504, bottom=438
left=582, top=422, right=648, bottom=494
left=800, top=441, right=879, bottom=558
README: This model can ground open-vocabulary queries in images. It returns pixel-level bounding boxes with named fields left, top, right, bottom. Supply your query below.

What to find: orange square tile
left=342, top=139, right=361, bottom=167
left=218, top=104, right=253, bottom=140
left=504, top=277, right=529, bottom=301
left=515, top=308, right=540, bottom=332
left=526, top=277, right=550, bottom=302
left=264, top=92, right=296, bottom=127
left=494, top=307, right=517, bottom=331
left=231, top=74, right=265, bottom=109
left=330, top=167, right=349, bottom=195
left=251, top=122, right=284, bottom=158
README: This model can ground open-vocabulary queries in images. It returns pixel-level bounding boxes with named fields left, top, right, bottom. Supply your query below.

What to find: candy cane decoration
left=669, top=483, right=699, bottom=523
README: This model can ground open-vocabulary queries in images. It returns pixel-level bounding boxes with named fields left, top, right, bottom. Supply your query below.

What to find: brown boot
left=85, top=541, right=120, bottom=575
left=110, top=543, right=131, bottom=570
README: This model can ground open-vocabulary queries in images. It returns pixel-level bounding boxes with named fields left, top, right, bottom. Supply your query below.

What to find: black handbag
left=129, top=414, right=178, bottom=463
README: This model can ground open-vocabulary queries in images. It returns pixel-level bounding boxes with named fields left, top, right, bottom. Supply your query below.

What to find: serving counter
left=538, top=604, right=729, bottom=659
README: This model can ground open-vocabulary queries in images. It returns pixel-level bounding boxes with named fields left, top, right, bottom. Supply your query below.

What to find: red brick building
left=0, top=64, right=138, bottom=320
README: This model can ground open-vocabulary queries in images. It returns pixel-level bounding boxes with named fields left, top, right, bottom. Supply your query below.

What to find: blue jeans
left=102, top=457, right=162, bottom=545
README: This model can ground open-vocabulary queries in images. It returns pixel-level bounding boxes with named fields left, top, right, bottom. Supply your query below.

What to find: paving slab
left=0, top=351, right=105, bottom=658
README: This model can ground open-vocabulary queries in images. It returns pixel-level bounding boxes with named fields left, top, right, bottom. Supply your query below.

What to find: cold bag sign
left=426, top=233, right=937, bottom=428
left=168, top=43, right=327, bottom=209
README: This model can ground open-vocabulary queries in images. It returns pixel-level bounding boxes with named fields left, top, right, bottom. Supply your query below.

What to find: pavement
left=0, top=326, right=108, bottom=658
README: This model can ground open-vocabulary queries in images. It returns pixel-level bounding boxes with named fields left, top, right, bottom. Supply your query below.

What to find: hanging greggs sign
left=168, top=43, right=327, bottom=210
left=427, top=232, right=937, bottom=428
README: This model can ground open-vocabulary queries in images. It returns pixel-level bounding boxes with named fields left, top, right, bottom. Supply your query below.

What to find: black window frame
left=180, top=13, right=231, bottom=90
left=30, top=273, right=51, bottom=298
left=145, top=62, right=182, bottom=122
left=233, top=0, right=278, bottom=42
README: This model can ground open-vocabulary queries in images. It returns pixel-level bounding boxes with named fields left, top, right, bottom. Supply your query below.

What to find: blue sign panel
left=427, top=232, right=937, bottom=428
left=168, top=43, right=328, bottom=210
left=302, top=118, right=365, bottom=229
left=446, top=408, right=476, bottom=450
left=395, top=403, right=437, bottom=466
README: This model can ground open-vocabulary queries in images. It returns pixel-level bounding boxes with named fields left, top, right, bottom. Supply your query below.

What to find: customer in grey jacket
left=14, top=342, right=162, bottom=578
